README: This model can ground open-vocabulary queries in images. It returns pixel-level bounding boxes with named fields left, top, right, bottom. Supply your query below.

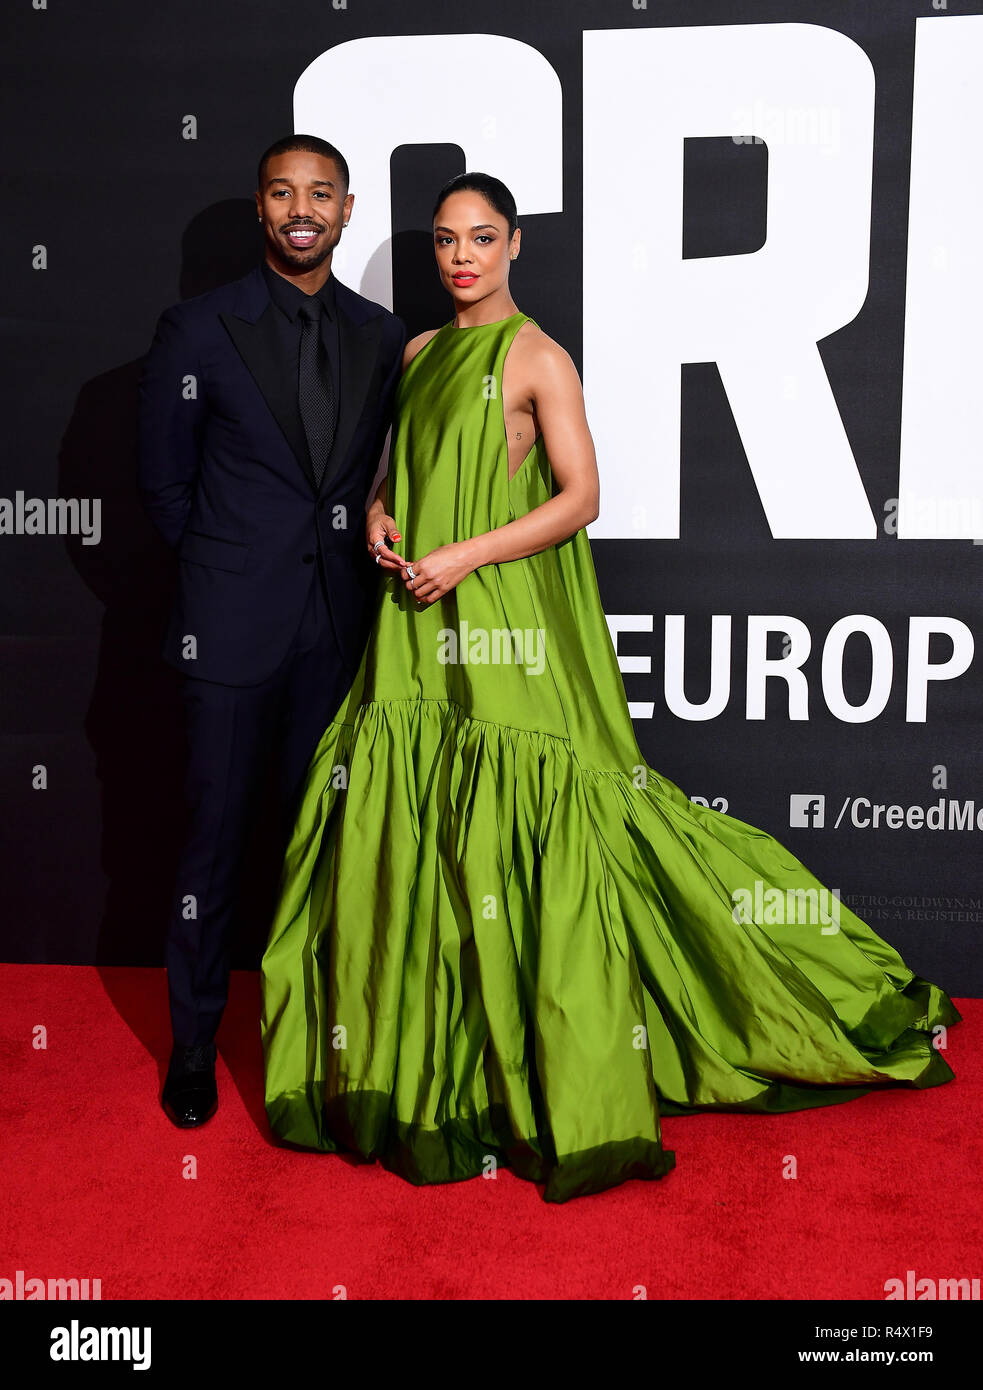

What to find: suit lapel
left=321, top=288, right=383, bottom=494
left=219, top=281, right=317, bottom=492
left=218, top=266, right=385, bottom=498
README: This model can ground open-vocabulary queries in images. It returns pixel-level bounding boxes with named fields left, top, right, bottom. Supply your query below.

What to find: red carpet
left=2, top=964, right=978, bottom=1300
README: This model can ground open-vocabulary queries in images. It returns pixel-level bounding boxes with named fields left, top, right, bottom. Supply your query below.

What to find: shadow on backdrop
left=61, top=200, right=282, bottom=1115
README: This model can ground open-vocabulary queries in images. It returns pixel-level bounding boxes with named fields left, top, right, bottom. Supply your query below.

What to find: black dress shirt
left=261, top=259, right=341, bottom=467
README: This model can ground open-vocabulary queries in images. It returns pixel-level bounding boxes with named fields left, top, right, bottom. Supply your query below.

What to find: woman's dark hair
left=432, top=171, right=518, bottom=237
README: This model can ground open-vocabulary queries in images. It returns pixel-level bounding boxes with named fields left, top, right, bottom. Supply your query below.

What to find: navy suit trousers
left=166, top=564, right=356, bottom=1047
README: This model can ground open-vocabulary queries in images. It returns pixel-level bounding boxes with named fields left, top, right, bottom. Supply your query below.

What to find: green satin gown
left=260, top=310, right=960, bottom=1203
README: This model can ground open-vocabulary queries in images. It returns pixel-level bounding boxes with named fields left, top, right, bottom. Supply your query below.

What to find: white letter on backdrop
left=899, top=16, right=983, bottom=539
left=584, top=24, right=877, bottom=539
left=293, top=35, right=562, bottom=307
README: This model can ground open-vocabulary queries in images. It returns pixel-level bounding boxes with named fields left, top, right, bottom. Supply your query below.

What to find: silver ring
left=406, top=565, right=416, bottom=581
left=375, top=555, right=380, bottom=564
left=372, top=538, right=384, bottom=552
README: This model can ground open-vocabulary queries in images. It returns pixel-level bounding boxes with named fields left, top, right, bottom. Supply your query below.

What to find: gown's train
left=260, top=312, right=959, bottom=1203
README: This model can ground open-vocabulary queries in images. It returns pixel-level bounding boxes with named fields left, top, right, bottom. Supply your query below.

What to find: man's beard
left=272, top=223, right=338, bottom=270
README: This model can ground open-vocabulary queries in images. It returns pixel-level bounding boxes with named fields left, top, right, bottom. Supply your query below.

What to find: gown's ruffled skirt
left=262, top=697, right=959, bottom=1204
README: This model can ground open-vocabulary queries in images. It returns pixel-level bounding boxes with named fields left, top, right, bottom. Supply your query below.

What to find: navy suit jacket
left=137, top=264, right=406, bottom=685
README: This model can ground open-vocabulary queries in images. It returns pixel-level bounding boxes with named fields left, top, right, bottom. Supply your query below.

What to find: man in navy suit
left=138, top=135, right=406, bottom=1127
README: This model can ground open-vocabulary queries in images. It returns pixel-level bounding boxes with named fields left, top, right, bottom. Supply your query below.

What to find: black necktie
left=297, top=298, right=336, bottom=488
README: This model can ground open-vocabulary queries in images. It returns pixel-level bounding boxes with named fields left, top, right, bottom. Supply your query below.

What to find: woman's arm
left=404, top=329, right=599, bottom=604
left=366, top=330, right=440, bottom=571
left=471, top=334, right=599, bottom=563
left=367, top=475, right=387, bottom=516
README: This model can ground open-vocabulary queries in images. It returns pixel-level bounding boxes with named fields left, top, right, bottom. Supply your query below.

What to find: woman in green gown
left=260, top=172, right=959, bottom=1203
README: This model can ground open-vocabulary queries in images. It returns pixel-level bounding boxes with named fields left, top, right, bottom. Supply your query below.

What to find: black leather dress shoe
left=161, top=1043, right=218, bottom=1127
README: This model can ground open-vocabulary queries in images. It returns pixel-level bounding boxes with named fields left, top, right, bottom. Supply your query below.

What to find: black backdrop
left=1, top=0, right=980, bottom=991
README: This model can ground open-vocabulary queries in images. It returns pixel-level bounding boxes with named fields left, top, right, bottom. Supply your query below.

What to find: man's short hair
left=257, top=135, right=350, bottom=192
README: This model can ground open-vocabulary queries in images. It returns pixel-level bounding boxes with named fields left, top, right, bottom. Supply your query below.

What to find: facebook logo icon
left=790, top=794, right=826, bottom=828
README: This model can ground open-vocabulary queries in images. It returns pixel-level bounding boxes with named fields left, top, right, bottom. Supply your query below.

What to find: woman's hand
left=402, top=541, right=477, bottom=604
left=366, top=511, right=404, bottom=573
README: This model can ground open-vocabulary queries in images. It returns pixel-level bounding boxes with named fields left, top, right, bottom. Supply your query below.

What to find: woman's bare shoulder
left=402, top=329, right=441, bottom=371
left=510, top=319, right=581, bottom=384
